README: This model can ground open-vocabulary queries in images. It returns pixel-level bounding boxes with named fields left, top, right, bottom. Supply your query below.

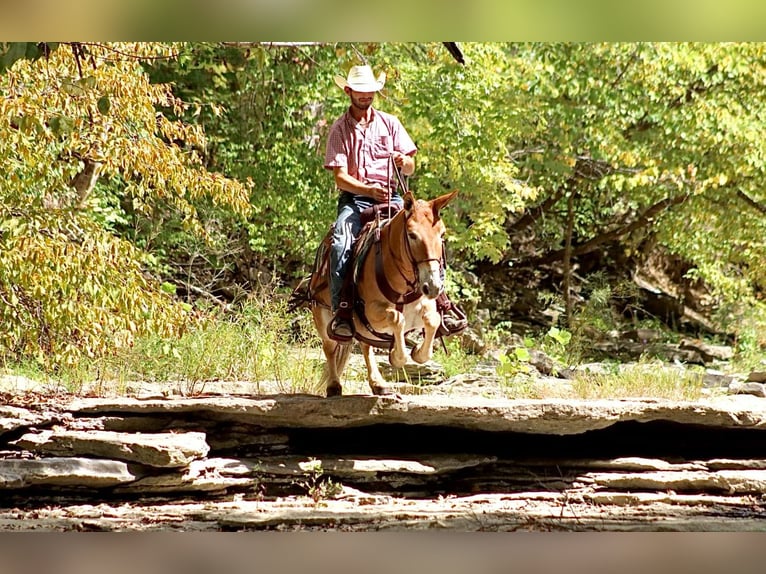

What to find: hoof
left=326, top=384, right=342, bottom=398
left=371, top=383, right=404, bottom=397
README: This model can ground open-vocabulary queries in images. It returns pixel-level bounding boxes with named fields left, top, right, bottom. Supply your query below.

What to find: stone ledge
left=1, top=405, right=61, bottom=435
left=0, top=457, right=137, bottom=488
left=66, top=394, right=766, bottom=435
left=580, top=469, right=766, bottom=494
left=13, top=429, right=210, bottom=468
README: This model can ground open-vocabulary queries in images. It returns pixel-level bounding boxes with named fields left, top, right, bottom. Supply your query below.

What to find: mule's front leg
left=411, top=302, right=440, bottom=364
left=360, top=342, right=397, bottom=396
left=368, top=301, right=408, bottom=369
left=386, top=308, right=408, bottom=368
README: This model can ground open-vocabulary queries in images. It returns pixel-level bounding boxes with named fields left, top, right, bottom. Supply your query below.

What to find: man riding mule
left=323, top=64, right=466, bottom=343
left=305, top=187, right=461, bottom=397
left=290, top=64, right=467, bottom=397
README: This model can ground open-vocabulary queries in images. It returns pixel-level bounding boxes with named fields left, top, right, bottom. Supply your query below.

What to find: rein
left=372, top=155, right=444, bottom=308
left=374, top=213, right=421, bottom=308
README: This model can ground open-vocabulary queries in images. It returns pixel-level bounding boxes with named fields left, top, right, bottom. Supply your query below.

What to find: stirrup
left=437, top=305, right=468, bottom=337
left=327, top=303, right=354, bottom=342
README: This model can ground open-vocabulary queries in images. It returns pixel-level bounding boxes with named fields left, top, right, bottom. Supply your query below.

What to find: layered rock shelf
left=1, top=391, right=766, bottom=531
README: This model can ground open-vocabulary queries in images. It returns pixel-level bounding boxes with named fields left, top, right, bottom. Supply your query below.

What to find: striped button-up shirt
left=324, top=107, right=417, bottom=193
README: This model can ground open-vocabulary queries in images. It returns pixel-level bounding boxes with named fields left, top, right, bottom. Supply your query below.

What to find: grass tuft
left=11, top=292, right=326, bottom=396
left=570, top=360, right=705, bottom=400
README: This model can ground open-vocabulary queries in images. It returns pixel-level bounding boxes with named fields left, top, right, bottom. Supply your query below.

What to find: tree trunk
left=73, top=159, right=103, bottom=208
left=563, top=189, right=575, bottom=326
left=530, top=192, right=690, bottom=267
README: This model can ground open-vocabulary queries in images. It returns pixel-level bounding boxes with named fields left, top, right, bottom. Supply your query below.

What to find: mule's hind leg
left=315, top=307, right=350, bottom=397
left=318, top=338, right=343, bottom=397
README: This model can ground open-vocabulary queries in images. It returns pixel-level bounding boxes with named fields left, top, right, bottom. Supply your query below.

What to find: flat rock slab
left=0, top=405, right=59, bottom=435
left=0, top=457, right=137, bottom=488
left=13, top=429, right=210, bottom=468
left=116, top=458, right=253, bottom=494
left=581, top=469, right=766, bottom=494
left=0, top=487, right=764, bottom=531
left=3, top=390, right=766, bottom=530
left=242, top=454, right=497, bottom=479
left=203, top=494, right=766, bottom=532
left=67, top=394, right=766, bottom=435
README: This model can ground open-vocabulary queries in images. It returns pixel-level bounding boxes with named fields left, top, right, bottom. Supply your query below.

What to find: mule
left=301, top=189, right=458, bottom=397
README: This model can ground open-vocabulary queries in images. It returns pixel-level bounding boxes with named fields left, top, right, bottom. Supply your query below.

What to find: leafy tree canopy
left=3, top=41, right=766, bottom=369
left=0, top=42, right=251, bottom=366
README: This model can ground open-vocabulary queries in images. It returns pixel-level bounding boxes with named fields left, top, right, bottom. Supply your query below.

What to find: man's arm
left=333, top=167, right=389, bottom=203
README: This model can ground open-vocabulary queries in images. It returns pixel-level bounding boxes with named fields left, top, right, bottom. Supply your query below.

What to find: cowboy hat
left=334, top=65, right=386, bottom=92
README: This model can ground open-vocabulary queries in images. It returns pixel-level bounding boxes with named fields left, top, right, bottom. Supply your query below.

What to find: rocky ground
left=2, top=342, right=766, bottom=531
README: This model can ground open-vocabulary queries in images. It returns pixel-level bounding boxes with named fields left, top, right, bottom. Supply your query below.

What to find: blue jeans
left=329, top=192, right=403, bottom=311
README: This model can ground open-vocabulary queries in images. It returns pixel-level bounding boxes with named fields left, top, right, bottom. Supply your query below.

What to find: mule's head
left=402, top=190, right=459, bottom=299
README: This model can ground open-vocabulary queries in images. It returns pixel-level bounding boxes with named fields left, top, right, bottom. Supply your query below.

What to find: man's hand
left=392, top=152, right=415, bottom=176
left=366, top=184, right=389, bottom=203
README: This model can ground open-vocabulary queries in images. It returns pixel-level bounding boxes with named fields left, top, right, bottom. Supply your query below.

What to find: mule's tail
left=334, top=342, right=354, bottom=378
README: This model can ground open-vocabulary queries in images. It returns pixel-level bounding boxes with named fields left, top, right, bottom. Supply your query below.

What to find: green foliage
left=0, top=207, right=187, bottom=368
left=82, top=295, right=322, bottom=395
left=143, top=42, right=766, bottom=353
left=0, top=42, right=59, bottom=72
left=545, top=326, right=572, bottom=348
left=145, top=43, right=338, bottom=271
left=0, top=43, right=251, bottom=369
left=508, top=44, right=766, bottom=320
left=720, top=300, right=766, bottom=372
left=5, top=41, right=766, bottom=376
left=144, top=42, right=542, bottom=271
left=525, top=326, right=574, bottom=366
left=496, top=346, right=532, bottom=380
left=297, top=458, right=342, bottom=505
left=376, top=43, right=540, bottom=264
left=432, top=337, right=481, bottom=379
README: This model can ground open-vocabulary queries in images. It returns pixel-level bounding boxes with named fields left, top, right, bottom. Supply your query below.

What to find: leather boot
left=436, top=292, right=468, bottom=337
left=328, top=301, right=354, bottom=342
left=328, top=278, right=356, bottom=342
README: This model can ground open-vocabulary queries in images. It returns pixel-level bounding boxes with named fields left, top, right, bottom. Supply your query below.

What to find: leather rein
left=352, top=156, right=446, bottom=349
left=373, top=156, right=444, bottom=310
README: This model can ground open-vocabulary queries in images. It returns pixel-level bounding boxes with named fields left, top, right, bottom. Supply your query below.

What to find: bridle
left=351, top=155, right=450, bottom=348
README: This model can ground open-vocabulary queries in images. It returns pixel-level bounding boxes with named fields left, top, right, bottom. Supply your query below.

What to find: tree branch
left=736, top=189, right=766, bottom=216
left=529, top=192, right=691, bottom=266
left=72, top=159, right=103, bottom=208
left=610, top=45, right=642, bottom=89
left=563, top=188, right=575, bottom=325
left=507, top=187, right=565, bottom=234
left=180, top=282, right=230, bottom=310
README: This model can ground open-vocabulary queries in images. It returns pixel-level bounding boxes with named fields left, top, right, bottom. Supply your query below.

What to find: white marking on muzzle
left=418, top=260, right=443, bottom=299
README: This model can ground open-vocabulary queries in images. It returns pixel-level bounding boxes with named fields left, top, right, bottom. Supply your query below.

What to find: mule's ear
left=403, top=190, right=415, bottom=211
left=431, top=190, right=458, bottom=216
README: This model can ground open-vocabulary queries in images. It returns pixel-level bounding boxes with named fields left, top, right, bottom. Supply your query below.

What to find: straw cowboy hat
left=334, top=65, right=386, bottom=92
